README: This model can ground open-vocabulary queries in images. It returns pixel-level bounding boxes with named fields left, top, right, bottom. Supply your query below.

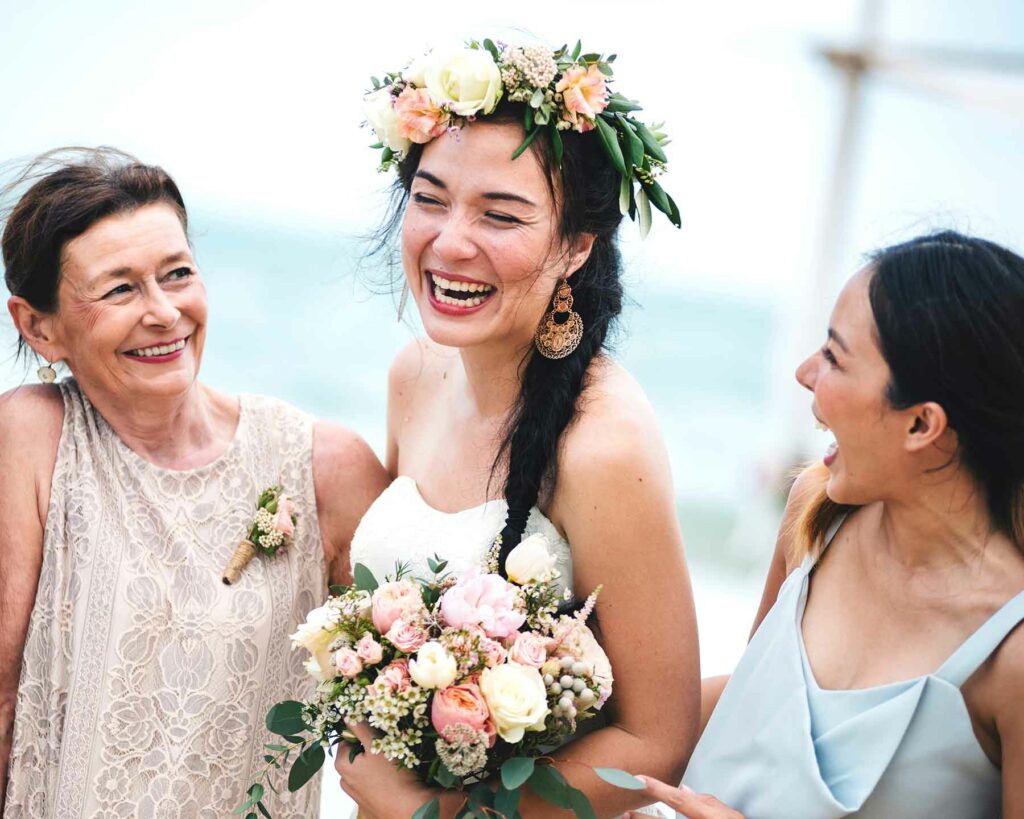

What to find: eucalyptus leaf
left=353, top=563, right=379, bottom=593
left=594, top=768, right=646, bottom=790
left=435, top=762, right=459, bottom=788
left=328, top=584, right=348, bottom=596
left=245, top=813, right=257, bottom=819
left=287, top=743, right=325, bottom=792
left=568, top=787, right=597, bottom=819
left=266, top=701, right=307, bottom=737
left=581, top=53, right=601, bottom=62
left=604, top=94, right=642, bottom=114
left=594, top=116, right=626, bottom=176
left=528, top=765, right=572, bottom=809
left=494, top=784, right=521, bottom=819
left=628, top=119, right=668, bottom=164
left=483, top=38, right=500, bottom=60
left=256, top=802, right=272, bottom=819
left=597, top=63, right=613, bottom=77
left=571, top=40, right=582, bottom=61
left=469, top=782, right=495, bottom=810
left=501, top=757, right=535, bottom=790
left=411, top=797, right=441, bottom=819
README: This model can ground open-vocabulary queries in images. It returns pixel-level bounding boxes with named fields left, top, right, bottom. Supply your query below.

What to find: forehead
left=831, top=267, right=879, bottom=349
left=415, top=121, right=552, bottom=201
left=61, top=203, right=189, bottom=279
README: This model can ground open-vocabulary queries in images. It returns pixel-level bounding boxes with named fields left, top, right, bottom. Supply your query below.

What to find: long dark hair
left=378, top=101, right=626, bottom=574
left=2, top=147, right=188, bottom=358
left=796, top=230, right=1024, bottom=557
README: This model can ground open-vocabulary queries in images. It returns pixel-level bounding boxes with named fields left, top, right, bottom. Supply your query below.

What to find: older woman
left=630, top=232, right=1024, bottom=818
left=0, top=149, right=389, bottom=818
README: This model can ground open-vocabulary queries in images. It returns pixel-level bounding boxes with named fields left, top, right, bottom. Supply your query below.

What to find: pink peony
left=386, top=618, right=429, bottom=654
left=431, top=683, right=496, bottom=748
left=273, top=495, right=296, bottom=539
left=373, top=659, right=411, bottom=693
left=394, top=86, right=450, bottom=144
left=334, top=647, right=363, bottom=678
left=356, top=633, right=384, bottom=665
left=556, top=64, right=609, bottom=130
left=439, top=572, right=526, bottom=640
left=371, top=579, right=426, bottom=634
left=508, top=632, right=548, bottom=669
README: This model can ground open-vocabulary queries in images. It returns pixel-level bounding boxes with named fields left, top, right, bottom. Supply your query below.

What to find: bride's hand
left=333, top=721, right=436, bottom=817
left=623, top=776, right=745, bottom=819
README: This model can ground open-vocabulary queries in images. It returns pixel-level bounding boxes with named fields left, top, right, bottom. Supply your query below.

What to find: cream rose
left=363, top=87, right=412, bottom=154
left=290, top=603, right=339, bottom=678
left=409, top=642, right=458, bottom=690
left=479, top=662, right=550, bottom=743
left=425, top=47, right=502, bottom=117
left=505, top=533, right=558, bottom=585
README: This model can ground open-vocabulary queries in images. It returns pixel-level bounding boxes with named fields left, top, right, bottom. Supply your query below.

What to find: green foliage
left=528, top=764, right=573, bottom=809
left=594, top=116, right=626, bottom=176
left=494, top=784, right=521, bottom=819
left=501, top=757, right=535, bottom=790
left=287, top=743, right=325, bottom=792
left=412, top=797, right=441, bottom=819
left=594, top=767, right=646, bottom=790
left=265, top=701, right=308, bottom=737
left=353, top=562, right=379, bottom=593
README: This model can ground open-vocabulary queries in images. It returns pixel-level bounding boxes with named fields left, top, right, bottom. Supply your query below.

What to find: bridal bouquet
left=239, top=533, right=631, bottom=818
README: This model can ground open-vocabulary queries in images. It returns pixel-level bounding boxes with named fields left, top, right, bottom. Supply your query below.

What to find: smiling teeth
left=127, top=338, right=186, bottom=357
left=430, top=273, right=494, bottom=294
left=434, top=287, right=486, bottom=307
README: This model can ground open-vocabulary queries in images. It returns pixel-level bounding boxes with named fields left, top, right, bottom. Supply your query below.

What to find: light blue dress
left=684, top=517, right=1022, bottom=818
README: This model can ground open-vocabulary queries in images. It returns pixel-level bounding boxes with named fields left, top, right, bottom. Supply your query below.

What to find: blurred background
left=2, top=1, right=1023, bottom=812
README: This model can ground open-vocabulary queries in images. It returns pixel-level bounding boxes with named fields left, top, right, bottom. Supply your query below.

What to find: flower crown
left=362, top=39, right=680, bottom=235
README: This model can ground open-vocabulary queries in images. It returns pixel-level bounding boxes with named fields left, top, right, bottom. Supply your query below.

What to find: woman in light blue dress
left=630, top=232, right=1024, bottom=818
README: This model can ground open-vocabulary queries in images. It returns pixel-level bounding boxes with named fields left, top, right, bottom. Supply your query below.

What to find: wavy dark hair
left=2, top=147, right=188, bottom=359
left=376, top=101, right=626, bottom=575
left=796, top=230, right=1024, bottom=557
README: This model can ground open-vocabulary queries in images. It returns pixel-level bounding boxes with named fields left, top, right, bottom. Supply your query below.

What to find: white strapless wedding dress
left=319, top=475, right=667, bottom=818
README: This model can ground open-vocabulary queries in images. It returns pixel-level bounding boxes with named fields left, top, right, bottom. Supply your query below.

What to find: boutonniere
left=222, top=486, right=297, bottom=586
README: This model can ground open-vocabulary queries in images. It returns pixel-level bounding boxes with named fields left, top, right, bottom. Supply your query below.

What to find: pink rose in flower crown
left=386, top=618, right=429, bottom=654
left=431, top=683, right=496, bottom=748
left=394, top=86, right=450, bottom=144
left=439, top=571, right=526, bottom=640
left=373, top=658, right=412, bottom=694
left=356, top=633, right=384, bottom=665
left=273, top=495, right=296, bottom=540
left=334, top=647, right=363, bottom=678
left=371, top=579, right=426, bottom=634
left=509, top=631, right=548, bottom=669
left=556, top=64, right=609, bottom=131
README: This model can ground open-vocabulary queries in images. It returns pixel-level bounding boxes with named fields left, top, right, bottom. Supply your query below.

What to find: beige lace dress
left=3, top=379, right=325, bottom=818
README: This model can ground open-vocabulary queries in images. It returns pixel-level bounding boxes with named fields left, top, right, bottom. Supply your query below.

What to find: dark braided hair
left=379, top=100, right=626, bottom=576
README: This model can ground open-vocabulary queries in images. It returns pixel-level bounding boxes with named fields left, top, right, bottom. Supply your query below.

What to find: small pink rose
left=334, top=647, right=363, bottom=678
left=356, top=633, right=384, bottom=665
left=374, top=659, right=411, bottom=693
left=372, top=579, right=426, bottom=635
left=556, top=64, right=609, bottom=130
left=479, top=636, right=508, bottom=668
left=273, top=495, right=296, bottom=539
left=439, top=572, right=526, bottom=640
left=394, top=86, right=450, bottom=144
left=508, top=632, right=547, bottom=669
left=431, top=683, right=495, bottom=748
left=386, top=619, right=429, bottom=653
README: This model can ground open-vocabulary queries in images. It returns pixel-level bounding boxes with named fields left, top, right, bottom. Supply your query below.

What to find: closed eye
left=486, top=212, right=522, bottom=225
left=103, top=283, right=133, bottom=299
left=822, top=345, right=838, bottom=365
left=165, top=266, right=194, bottom=281
left=412, top=192, right=443, bottom=207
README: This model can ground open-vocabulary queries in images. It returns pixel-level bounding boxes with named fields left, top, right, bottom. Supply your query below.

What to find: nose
left=431, top=213, right=478, bottom=263
left=795, top=352, right=816, bottom=392
left=141, top=282, right=181, bottom=328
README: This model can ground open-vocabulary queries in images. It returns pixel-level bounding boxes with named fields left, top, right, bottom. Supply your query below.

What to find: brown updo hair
left=2, top=147, right=188, bottom=355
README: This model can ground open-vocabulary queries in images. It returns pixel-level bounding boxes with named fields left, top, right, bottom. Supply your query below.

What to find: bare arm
left=991, top=629, right=1024, bottom=817
left=313, top=421, right=390, bottom=588
left=0, top=386, right=62, bottom=811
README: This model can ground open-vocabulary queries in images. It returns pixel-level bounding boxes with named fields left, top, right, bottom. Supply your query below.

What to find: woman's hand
left=333, top=721, right=438, bottom=818
left=623, top=776, right=745, bottom=819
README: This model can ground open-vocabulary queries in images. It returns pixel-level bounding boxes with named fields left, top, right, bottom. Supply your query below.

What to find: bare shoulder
left=388, top=337, right=457, bottom=394
left=0, top=384, right=64, bottom=463
left=312, top=420, right=388, bottom=496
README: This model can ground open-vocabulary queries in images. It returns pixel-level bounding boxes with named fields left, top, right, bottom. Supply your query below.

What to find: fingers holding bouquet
left=623, top=776, right=745, bottom=819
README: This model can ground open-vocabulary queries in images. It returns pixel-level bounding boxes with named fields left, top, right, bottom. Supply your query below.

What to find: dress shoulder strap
left=935, top=590, right=1024, bottom=687
left=801, top=512, right=849, bottom=571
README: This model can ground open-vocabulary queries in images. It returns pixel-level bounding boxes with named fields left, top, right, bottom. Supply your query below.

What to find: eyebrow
left=828, top=327, right=850, bottom=354
left=413, top=170, right=536, bottom=208
left=97, top=251, right=192, bottom=282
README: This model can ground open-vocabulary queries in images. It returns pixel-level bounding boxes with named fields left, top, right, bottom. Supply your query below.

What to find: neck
left=457, top=337, right=532, bottom=419
left=874, top=470, right=1000, bottom=570
left=82, top=380, right=237, bottom=469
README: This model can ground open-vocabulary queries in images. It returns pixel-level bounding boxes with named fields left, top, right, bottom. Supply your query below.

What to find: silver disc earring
left=37, top=361, right=57, bottom=383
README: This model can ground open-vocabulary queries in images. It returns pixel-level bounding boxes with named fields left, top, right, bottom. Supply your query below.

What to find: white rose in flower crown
left=505, top=533, right=558, bottom=585
left=425, top=47, right=502, bottom=117
left=363, top=87, right=412, bottom=154
left=409, top=641, right=458, bottom=689
left=403, top=51, right=432, bottom=87
left=479, top=662, right=550, bottom=743
left=290, top=603, right=340, bottom=682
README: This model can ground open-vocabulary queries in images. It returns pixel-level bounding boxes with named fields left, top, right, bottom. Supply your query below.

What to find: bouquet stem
left=222, top=539, right=257, bottom=585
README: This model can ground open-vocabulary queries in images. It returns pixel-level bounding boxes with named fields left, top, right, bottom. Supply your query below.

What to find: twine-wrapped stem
left=222, top=539, right=257, bottom=585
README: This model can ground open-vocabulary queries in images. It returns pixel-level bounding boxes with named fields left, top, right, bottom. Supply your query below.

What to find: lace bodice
left=4, top=380, right=325, bottom=818
left=350, top=476, right=573, bottom=595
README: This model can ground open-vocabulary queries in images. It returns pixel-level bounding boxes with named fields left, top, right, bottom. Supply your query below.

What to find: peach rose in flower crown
left=371, top=579, right=426, bottom=634
left=386, top=618, right=429, bottom=654
left=439, top=571, right=526, bottom=640
left=556, top=64, right=609, bottom=131
left=394, top=86, right=450, bottom=144
left=431, top=683, right=496, bottom=747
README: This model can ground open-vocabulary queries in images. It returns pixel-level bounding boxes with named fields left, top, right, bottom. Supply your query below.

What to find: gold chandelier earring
left=534, top=279, right=583, bottom=359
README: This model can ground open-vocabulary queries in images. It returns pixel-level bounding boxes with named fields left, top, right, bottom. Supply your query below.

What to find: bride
left=333, top=41, right=700, bottom=816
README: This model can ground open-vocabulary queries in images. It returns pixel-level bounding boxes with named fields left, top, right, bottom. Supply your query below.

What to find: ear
left=904, top=401, right=948, bottom=453
left=8, top=296, right=66, bottom=362
left=566, top=233, right=596, bottom=278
